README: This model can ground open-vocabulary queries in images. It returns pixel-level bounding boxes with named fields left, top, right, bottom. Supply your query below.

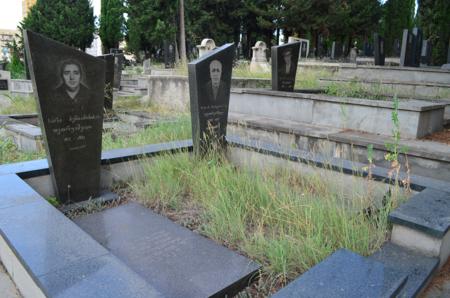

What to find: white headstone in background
left=196, top=39, right=216, bottom=58
left=250, top=41, right=270, bottom=73
left=143, top=58, right=151, bottom=75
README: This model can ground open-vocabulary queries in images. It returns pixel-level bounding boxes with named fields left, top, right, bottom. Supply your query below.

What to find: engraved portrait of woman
left=55, top=59, right=90, bottom=102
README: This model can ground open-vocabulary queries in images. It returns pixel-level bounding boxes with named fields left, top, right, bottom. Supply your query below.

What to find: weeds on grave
left=0, top=94, right=37, bottom=115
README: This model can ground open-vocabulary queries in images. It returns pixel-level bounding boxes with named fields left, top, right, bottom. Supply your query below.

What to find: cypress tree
left=99, top=0, right=125, bottom=52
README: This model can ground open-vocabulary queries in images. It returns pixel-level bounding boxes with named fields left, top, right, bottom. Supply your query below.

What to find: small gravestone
left=164, top=41, right=176, bottom=69
left=99, top=54, right=115, bottom=110
left=250, top=41, right=270, bottom=73
left=0, top=70, right=10, bottom=90
left=197, top=38, right=216, bottom=58
left=110, top=49, right=123, bottom=89
left=411, top=27, right=423, bottom=67
left=374, top=33, right=385, bottom=66
left=393, top=39, right=401, bottom=57
left=447, top=40, right=450, bottom=63
left=189, top=43, right=234, bottom=155
left=349, top=42, right=358, bottom=63
left=317, top=35, right=325, bottom=58
left=400, top=29, right=412, bottom=66
left=364, top=41, right=373, bottom=57
left=331, top=42, right=336, bottom=59
left=24, top=30, right=104, bottom=203
left=421, top=40, right=432, bottom=65
left=272, top=42, right=300, bottom=92
left=143, top=58, right=151, bottom=74
left=300, top=39, right=310, bottom=58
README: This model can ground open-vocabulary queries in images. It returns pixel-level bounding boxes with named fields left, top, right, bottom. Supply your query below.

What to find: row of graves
left=0, top=30, right=449, bottom=297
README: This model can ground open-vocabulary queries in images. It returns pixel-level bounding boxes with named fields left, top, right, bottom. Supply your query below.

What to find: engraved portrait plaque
left=188, top=43, right=235, bottom=155
left=271, top=42, right=300, bottom=91
left=24, top=30, right=105, bottom=203
left=99, top=54, right=114, bottom=110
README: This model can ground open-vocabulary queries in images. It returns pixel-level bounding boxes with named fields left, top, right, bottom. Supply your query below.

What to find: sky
left=0, top=0, right=101, bottom=30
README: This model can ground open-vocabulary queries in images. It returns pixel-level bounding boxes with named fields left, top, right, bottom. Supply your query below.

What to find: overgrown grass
left=0, top=94, right=37, bottom=115
left=325, top=81, right=392, bottom=100
left=131, top=151, right=408, bottom=294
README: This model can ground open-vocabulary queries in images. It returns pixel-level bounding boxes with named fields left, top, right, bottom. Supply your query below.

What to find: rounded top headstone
left=200, top=39, right=216, bottom=50
left=254, top=41, right=267, bottom=49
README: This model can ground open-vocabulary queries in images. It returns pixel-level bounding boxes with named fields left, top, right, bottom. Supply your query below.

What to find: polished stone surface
left=188, top=43, right=235, bottom=155
left=38, top=254, right=164, bottom=298
left=389, top=188, right=450, bottom=238
left=0, top=200, right=108, bottom=276
left=75, top=202, right=260, bottom=298
left=273, top=249, right=407, bottom=298
left=99, top=54, right=114, bottom=110
left=374, top=33, right=385, bottom=66
left=370, top=242, right=439, bottom=297
left=271, top=42, right=300, bottom=91
left=0, top=174, right=41, bottom=209
left=24, top=30, right=105, bottom=203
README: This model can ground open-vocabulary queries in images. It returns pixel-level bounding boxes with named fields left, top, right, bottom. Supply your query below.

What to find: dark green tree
left=99, top=0, right=125, bottom=52
left=22, top=0, right=95, bottom=51
left=381, top=0, right=415, bottom=55
left=126, top=0, right=177, bottom=59
left=417, top=0, right=450, bottom=65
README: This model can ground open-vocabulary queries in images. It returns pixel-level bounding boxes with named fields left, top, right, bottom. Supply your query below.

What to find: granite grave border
left=0, top=136, right=449, bottom=297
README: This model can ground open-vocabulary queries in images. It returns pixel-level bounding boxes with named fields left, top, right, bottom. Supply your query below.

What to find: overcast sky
left=0, top=0, right=101, bottom=30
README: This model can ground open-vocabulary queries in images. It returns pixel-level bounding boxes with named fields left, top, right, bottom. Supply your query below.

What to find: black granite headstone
left=0, top=80, right=7, bottom=90
left=24, top=30, right=105, bottom=203
left=400, top=29, right=412, bottom=67
left=364, top=41, right=373, bottom=57
left=164, top=41, right=176, bottom=69
left=411, top=27, right=423, bottom=67
left=188, top=43, right=235, bottom=155
left=99, top=54, right=115, bottom=110
left=271, top=42, right=300, bottom=92
left=393, top=39, right=401, bottom=57
left=109, top=49, right=123, bottom=89
left=374, top=33, right=385, bottom=66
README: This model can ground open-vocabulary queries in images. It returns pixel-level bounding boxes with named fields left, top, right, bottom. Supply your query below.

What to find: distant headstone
left=400, top=28, right=422, bottom=67
left=373, top=33, right=385, bottom=66
left=271, top=42, right=300, bottom=91
left=420, top=39, right=432, bottom=65
left=143, top=58, right=151, bottom=74
left=110, top=48, right=123, bottom=88
left=349, top=43, right=358, bottom=63
left=164, top=41, right=176, bottom=69
left=99, top=54, right=115, bottom=110
left=250, top=41, right=270, bottom=73
left=331, top=42, right=336, bottom=60
left=393, top=39, right=401, bottom=57
left=0, top=70, right=10, bottom=90
left=24, top=30, right=105, bottom=203
left=196, top=38, right=216, bottom=58
left=364, top=41, right=373, bottom=57
left=317, top=35, right=325, bottom=58
left=188, top=43, right=234, bottom=155
left=288, top=37, right=310, bottom=59
left=447, top=40, right=450, bottom=63
left=331, top=41, right=343, bottom=60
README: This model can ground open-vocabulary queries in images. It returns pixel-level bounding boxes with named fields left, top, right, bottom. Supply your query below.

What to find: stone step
left=272, top=249, right=407, bottom=298
left=369, top=242, right=439, bottom=298
left=388, top=188, right=450, bottom=266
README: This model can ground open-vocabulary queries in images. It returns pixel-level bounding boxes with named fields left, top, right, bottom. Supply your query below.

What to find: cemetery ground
left=1, top=57, right=450, bottom=296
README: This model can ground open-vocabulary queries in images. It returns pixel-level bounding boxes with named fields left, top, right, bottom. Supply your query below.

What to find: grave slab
left=74, top=202, right=260, bottom=298
left=272, top=249, right=407, bottom=298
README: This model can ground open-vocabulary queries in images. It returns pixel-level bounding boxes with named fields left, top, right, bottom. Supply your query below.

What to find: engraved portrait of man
left=55, top=59, right=90, bottom=102
left=203, top=59, right=227, bottom=103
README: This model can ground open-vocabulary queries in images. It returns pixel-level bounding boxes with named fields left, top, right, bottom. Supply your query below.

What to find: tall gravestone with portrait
left=24, top=30, right=105, bottom=203
left=374, top=33, right=385, bottom=66
left=271, top=42, right=300, bottom=92
left=188, top=43, right=235, bottom=156
left=99, top=54, right=115, bottom=110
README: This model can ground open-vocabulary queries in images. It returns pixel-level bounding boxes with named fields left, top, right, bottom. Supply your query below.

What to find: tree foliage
left=126, top=0, right=177, bottom=59
left=381, top=0, right=415, bottom=55
left=418, top=0, right=450, bottom=65
left=99, top=0, right=125, bottom=52
left=22, top=0, right=95, bottom=51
